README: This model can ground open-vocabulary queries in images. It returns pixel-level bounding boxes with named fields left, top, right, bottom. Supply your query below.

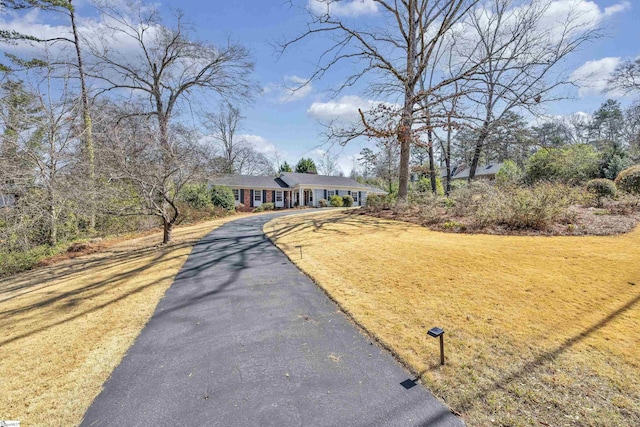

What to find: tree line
left=280, top=0, right=631, bottom=198
left=0, top=0, right=260, bottom=251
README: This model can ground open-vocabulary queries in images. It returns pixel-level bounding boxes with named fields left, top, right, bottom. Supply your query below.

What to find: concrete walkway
left=81, top=211, right=463, bottom=427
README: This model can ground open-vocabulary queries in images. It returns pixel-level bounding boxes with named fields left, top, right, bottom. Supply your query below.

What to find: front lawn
left=266, top=211, right=640, bottom=426
left=0, top=215, right=244, bottom=426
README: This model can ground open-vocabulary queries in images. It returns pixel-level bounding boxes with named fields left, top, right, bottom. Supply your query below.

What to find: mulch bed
left=351, top=204, right=640, bottom=236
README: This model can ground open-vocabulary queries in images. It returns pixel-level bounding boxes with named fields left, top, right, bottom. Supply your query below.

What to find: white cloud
left=263, top=75, right=313, bottom=103
left=307, top=95, right=389, bottom=122
left=604, top=1, right=631, bottom=17
left=308, top=0, right=378, bottom=17
left=238, top=134, right=278, bottom=155
left=570, top=57, right=621, bottom=96
left=281, top=75, right=313, bottom=103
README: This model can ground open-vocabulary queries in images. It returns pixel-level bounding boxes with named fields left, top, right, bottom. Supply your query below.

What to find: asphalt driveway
left=81, top=210, right=463, bottom=427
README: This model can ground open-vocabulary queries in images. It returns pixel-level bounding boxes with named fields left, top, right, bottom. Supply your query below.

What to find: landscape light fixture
left=427, top=327, right=445, bottom=366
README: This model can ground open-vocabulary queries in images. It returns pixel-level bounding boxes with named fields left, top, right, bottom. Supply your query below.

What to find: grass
left=265, top=211, right=640, bottom=426
left=0, top=242, right=69, bottom=277
left=0, top=214, right=246, bottom=426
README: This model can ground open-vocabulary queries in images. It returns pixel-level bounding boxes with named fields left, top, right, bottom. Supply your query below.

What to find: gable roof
left=364, top=184, right=388, bottom=195
left=451, top=163, right=503, bottom=180
left=209, top=175, right=288, bottom=190
left=279, top=172, right=370, bottom=189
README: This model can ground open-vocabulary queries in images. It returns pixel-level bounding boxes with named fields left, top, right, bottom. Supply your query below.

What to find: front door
left=304, top=190, right=313, bottom=207
left=275, top=191, right=284, bottom=208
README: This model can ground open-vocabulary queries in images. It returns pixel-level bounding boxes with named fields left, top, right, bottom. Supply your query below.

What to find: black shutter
left=240, top=189, right=245, bottom=204
left=272, top=191, right=276, bottom=204
left=250, top=190, right=254, bottom=207
left=263, top=190, right=266, bottom=203
left=348, top=190, right=351, bottom=195
left=358, top=191, right=362, bottom=205
left=324, top=189, right=327, bottom=199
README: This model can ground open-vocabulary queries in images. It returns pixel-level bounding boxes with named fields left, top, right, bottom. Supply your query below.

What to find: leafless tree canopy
left=82, top=1, right=257, bottom=242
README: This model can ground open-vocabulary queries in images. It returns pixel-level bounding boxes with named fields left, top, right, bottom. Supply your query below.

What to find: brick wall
left=266, top=190, right=273, bottom=203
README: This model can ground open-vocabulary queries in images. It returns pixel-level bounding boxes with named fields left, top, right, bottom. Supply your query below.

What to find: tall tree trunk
left=445, top=119, right=452, bottom=195
left=69, top=1, right=95, bottom=229
left=397, top=0, right=417, bottom=202
left=469, top=120, right=489, bottom=182
left=426, top=114, right=437, bottom=193
left=162, top=217, right=173, bottom=244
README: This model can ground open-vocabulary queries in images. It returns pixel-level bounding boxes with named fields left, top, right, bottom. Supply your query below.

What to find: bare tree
left=85, top=1, right=256, bottom=242
left=206, top=103, right=243, bottom=174
left=0, top=0, right=98, bottom=227
left=0, top=60, right=80, bottom=246
left=97, top=110, right=209, bottom=243
left=280, top=0, right=484, bottom=202
left=234, top=145, right=275, bottom=176
left=462, top=0, right=598, bottom=180
left=607, top=58, right=640, bottom=95
left=316, top=150, right=342, bottom=176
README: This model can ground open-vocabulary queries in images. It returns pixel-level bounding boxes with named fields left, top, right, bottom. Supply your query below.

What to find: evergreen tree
left=295, top=158, right=317, bottom=174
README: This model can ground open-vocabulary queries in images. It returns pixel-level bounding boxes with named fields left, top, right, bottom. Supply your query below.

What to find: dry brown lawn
left=266, top=211, right=640, bottom=427
left=0, top=215, right=245, bottom=426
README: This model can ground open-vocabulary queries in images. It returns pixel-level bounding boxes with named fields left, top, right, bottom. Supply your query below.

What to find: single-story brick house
left=209, top=172, right=383, bottom=208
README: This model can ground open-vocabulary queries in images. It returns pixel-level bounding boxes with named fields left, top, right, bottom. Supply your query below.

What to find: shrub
left=329, top=195, right=344, bottom=207
left=449, top=180, right=467, bottom=192
left=210, top=185, right=236, bottom=211
left=496, top=160, right=522, bottom=188
left=365, top=194, right=380, bottom=208
left=318, top=198, right=328, bottom=208
left=600, top=150, right=632, bottom=180
left=496, top=183, right=574, bottom=230
left=524, top=144, right=599, bottom=185
left=615, top=164, right=640, bottom=195
left=448, top=181, right=494, bottom=217
left=342, top=195, right=354, bottom=207
left=179, top=184, right=212, bottom=209
left=254, top=202, right=274, bottom=212
left=416, top=176, right=445, bottom=195
left=586, top=179, right=617, bottom=206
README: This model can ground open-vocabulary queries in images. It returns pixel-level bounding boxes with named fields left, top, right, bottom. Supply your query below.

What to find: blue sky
left=2, top=0, right=638, bottom=174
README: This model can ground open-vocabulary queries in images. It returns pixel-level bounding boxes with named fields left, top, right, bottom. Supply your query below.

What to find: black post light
left=427, top=327, right=445, bottom=365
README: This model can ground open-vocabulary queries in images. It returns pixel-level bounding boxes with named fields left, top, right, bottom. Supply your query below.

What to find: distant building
left=209, top=173, right=386, bottom=208
left=0, top=181, right=20, bottom=208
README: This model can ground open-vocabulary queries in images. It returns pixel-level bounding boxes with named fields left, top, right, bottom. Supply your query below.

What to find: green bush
left=365, top=194, right=380, bottom=208
left=600, top=150, right=632, bottom=180
left=615, top=164, right=640, bottom=195
left=496, top=160, right=522, bottom=188
left=254, top=202, right=275, bottom=212
left=329, top=195, right=344, bottom=207
left=180, top=184, right=212, bottom=209
left=449, top=180, right=467, bottom=191
left=525, top=144, right=599, bottom=185
left=0, top=243, right=66, bottom=277
left=342, top=195, right=354, bottom=207
left=210, top=185, right=236, bottom=211
left=586, top=179, right=617, bottom=206
left=416, top=176, right=445, bottom=195
left=318, top=198, right=328, bottom=207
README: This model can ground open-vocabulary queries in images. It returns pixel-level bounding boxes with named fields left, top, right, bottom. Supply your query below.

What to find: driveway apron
left=81, top=211, right=464, bottom=427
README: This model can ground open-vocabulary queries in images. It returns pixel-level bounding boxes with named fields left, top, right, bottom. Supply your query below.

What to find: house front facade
left=209, top=172, right=383, bottom=208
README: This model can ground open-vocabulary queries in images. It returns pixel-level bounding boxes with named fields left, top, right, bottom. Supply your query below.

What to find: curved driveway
left=81, top=211, right=463, bottom=427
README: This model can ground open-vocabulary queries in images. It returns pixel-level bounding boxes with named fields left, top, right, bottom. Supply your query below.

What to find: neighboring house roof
left=279, top=172, right=370, bottom=189
left=451, top=163, right=503, bottom=180
left=364, top=184, right=388, bottom=195
left=209, top=175, right=288, bottom=190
